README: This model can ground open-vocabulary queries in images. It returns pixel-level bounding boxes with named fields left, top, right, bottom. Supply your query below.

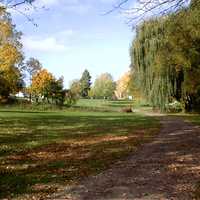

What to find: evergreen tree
left=80, top=69, right=91, bottom=98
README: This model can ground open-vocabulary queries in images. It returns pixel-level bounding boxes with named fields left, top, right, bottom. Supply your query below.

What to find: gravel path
left=49, top=116, right=200, bottom=200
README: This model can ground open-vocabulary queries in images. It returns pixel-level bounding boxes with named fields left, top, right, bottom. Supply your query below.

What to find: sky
left=11, top=0, right=134, bottom=87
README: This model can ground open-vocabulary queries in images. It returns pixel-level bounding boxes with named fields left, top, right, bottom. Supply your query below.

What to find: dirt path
left=49, top=116, right=200, bottom=200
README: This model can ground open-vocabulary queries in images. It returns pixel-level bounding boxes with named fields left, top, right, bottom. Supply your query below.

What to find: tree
left=115, top=71, right=131, bottom=99
left=0, top=7, right=23, bottom=102
left=24, top=57, right=42, bottom=101
left=65, top=89, right=78, bottom=107
left=80, top=69, right=92, bottom=98
left=47, top=76, right=66, bottom=105
left=157, top=2, right=200, bottom=111
left=69, top=79, right=81, bottom=98
left=130, top=0, right=200, bottom=111
left=31, top=69, right=55, bottom=102
left=90, top=73, right=116, bottom=99
left=25, top=57, right=42, bottom=84
left=31, top=70, right=68, bottom=105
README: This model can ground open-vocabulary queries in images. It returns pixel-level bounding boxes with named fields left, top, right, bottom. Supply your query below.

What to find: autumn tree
left=90, top=73, right=116, bottom=99
left=80, top=69, right=92, bottom=98
left=31, top=70, right=68, bottom=105
left=0, top=7, right=23, bottom=102
left=31, top=69, right=55, bottom=102
left=115, top=71, right=131, bottom=99
left=23, top=57, right=42, bottom=101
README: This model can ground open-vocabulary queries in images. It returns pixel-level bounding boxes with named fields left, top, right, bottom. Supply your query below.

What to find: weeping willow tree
left=130, top=0, right=200, bottom=111
left=130, top=18, right=176, bottom=111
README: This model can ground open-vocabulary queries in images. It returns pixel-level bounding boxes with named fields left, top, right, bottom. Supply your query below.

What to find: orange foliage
left=115, top=71, right=131, bottom=99
left=31, top=69, right=55, bottom=96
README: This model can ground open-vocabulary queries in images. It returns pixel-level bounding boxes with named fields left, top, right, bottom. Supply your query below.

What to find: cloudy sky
left=11, top=0, right=134, bottom=87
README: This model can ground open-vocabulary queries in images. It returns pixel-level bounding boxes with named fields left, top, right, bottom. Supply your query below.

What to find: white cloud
left=22, top=36, right=68, bottom=52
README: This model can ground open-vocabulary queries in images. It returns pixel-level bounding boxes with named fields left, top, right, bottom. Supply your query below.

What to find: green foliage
left=166, top=100, right=183, bottom=113
left=69, top=79, right=81, bottom=98
left=64, top=89, right=78, bottom=106
left=90, top=73, right=116, bottom=99
left=80, top=69, right=92, bottom=98
left=130, top=1, right=200, bottom=112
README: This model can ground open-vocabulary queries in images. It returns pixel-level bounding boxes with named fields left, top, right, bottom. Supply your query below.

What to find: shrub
left=166, top=100, right=183, bottom=113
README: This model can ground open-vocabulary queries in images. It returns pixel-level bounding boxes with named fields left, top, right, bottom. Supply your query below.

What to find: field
left=72, top=99, right=134, bottom=112
left=0, top=100, right=160, bottom=199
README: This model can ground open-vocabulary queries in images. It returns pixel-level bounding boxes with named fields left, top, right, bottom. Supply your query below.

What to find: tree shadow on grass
left=0, top=111, right=159, bottom=199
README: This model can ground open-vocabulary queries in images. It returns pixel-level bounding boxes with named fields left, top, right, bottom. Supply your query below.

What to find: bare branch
left=0, top=0, right=35, bottom=8
left=104, top=0, right=191, bottom=24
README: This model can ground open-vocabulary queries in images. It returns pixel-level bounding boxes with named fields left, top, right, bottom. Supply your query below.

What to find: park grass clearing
left=0, top=103, right=160, bottom=199
left=72, top=99, right=135, bottom=112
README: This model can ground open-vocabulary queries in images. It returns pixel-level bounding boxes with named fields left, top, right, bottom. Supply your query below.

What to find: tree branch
left=104, top=0, right=191, bottom=24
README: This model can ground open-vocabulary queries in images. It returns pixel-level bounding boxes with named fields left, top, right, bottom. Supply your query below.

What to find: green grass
left=72, top=99, right=135, bottom=112
left=0, top=101, right=159, bottom=199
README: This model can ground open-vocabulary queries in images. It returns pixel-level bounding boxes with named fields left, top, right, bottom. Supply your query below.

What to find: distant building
left=15, top=92, right=25, bottom=98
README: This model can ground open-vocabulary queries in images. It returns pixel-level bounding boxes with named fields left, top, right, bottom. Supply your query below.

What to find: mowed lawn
left=0, top=104, right=159, bottom=199
left=72, top=99, right=135, bottom=112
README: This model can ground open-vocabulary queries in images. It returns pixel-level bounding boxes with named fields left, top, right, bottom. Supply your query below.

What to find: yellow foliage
left=115, top=71, right=131, bottom=99
left=0, top=21, right=12, bottom=41
left=31, top=69, right=55, bottom=95
left=0, top=8, right=23, bottom=96
left=0, top=44, right=22, bottom=70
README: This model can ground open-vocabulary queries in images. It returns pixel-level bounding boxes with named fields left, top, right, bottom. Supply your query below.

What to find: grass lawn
left=0, top=101, right=159, bottom=199
left=72, top=99, right=135, bottom=112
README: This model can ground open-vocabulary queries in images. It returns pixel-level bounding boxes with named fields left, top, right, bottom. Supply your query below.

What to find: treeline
left=0, top=5, right=131, bottom=106
left=0, top=7, right=75, bottom=106
left=70, top=70, right=132, bottom=100
left=130, top=0, right=200, bottom=111
left=70, top=71, right=116, bottom=99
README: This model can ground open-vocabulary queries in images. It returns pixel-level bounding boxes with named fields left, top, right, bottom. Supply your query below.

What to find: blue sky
left=11, top=0, right=134, bottom=87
